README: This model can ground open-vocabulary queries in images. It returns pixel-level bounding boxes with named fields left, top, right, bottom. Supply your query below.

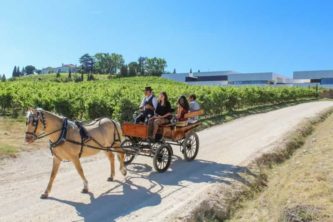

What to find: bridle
left=25, top=110, right=62, bottom=141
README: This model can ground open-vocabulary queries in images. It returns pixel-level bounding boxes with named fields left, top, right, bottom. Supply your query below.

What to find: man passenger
left=188, top=94, right=200, bottom=124
left=135, top=86, right=158, bottom=123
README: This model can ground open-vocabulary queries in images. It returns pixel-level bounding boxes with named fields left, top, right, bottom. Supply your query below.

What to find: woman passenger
left=149, top=92, right=172, bottom=140
left=176, top=95, right=189, bottom=126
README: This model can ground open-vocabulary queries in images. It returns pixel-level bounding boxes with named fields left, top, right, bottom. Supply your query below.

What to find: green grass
left=0, top=144, right=18, bottom=157
left=198, top=98, right=317, bottom=131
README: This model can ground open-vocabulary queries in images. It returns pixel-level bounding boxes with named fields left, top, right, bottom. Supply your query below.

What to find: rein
left=26, top=110, right=123, bottom=159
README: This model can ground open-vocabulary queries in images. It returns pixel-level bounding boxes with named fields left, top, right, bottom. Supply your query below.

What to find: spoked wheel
left=121, top=139, right=136, bottom=166
left=153, top=144, right=172, bottom=173
left=182, top=131, right=199, bottom=161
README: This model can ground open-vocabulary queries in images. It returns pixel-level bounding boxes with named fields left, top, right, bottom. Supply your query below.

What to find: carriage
left=120, top=109, right=204, bottom=172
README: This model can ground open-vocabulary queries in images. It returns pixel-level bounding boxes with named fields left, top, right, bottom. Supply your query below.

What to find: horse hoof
left=40, top=194, right=48, bottom=199
left=107, top=177, right=113, bottom=182
left=121, top=169, right=127, bottom=176
left=81, top=188, right=89, bottom=193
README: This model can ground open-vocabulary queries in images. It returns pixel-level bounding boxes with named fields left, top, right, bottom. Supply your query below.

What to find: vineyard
left=0, top=75, right=318, bottom=121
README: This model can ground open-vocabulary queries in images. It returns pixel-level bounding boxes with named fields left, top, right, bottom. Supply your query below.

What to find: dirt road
left=1, top=101, right=332, bottom=222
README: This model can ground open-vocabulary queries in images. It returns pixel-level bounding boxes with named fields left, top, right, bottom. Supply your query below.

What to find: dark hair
left=189, top=94, right=196, bottom=100
left=160, top=92, right=169, bottom=103
left=177, top=95, right=189, bottom=110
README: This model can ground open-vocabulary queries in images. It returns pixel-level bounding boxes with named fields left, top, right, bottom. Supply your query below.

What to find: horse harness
left=27, top=110, right=122, bottom=159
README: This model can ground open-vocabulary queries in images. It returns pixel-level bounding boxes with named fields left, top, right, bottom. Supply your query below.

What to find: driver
left=135, top=86, right=158, bottom=123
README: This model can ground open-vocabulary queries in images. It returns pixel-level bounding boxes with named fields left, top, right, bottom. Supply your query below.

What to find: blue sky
left=1, top=0, right=333, bottom=77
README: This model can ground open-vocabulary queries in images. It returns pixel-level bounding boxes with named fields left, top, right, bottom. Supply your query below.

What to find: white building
left=162, top=71, right=289, bottom=86
left=228, top=72, right=287, bottom=85
left=41, top=64, right=77, bottom=74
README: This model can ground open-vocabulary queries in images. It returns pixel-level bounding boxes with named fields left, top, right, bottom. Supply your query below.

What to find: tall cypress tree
left=12, top=66, right=17, bottom=77
left=1, top=74, right=6, bottom=82
left=16, top=66, right=21, bottom=76
left=21, top=67, right=26, bottom=76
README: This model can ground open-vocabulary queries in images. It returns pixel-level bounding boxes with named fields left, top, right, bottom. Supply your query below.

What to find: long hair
left=159, top=92, right=169, bottom=104
left=177, top=95, right=189, bottom=110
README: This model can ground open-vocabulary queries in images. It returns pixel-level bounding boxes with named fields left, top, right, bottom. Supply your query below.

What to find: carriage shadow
left=49, top=157, right=257, bottom=221
left=135, top=156, right=257, bottom=189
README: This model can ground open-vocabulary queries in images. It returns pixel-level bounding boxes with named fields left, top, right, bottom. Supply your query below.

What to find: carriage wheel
left=153, top=144, right=172, bottom=173
left=182, top=131, right=199, bottom=161
left=121, top=139, right=136, bottom=165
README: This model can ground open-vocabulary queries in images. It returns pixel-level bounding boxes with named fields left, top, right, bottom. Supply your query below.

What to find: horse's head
left=25, top=108, right=46, bottom=143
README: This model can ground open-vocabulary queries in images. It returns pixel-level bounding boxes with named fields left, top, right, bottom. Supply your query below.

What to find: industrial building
left=293, top=70, right=333, bottom=86
left=162, top=71, right=288, bottom=86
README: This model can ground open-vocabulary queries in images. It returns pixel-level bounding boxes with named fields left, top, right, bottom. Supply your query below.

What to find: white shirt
left=139, top=94, right=158, bottom=110
left=188, top=100, right=200, bottom=123
left=189, top=100, right=200, bottom=111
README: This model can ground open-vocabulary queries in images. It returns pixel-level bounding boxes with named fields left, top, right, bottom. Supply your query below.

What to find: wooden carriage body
left=121, top=109, right=204, bottom=141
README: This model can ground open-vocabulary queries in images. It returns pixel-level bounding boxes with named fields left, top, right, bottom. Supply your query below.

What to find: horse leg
left=105, top=152, right=115, bottom=181
left=72, top=157, right=89, bottom=193
left=116, top=148, right=127, bottom=176
left=41, top=157, right=61, bottom=199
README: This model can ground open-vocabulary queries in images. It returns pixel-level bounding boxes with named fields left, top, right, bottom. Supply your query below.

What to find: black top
left=155, top=101, right=172, bottom=118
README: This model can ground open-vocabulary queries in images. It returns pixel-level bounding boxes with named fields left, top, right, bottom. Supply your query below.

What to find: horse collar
left=49, top=118, right=68, bottom=149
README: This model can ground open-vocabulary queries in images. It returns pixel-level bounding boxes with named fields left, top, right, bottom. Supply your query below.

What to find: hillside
left=0, top=74, right=318, bottom=122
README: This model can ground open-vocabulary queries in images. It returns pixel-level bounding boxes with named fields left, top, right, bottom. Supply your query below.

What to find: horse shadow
left=48, top=156, right=258, bottom=222
left=48, top=179, right=161, bottom=222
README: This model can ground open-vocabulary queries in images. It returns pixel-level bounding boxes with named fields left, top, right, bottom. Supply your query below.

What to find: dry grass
left=0, top=117, right=46, bottom=158
left=227, top=109, right=333, bottom=222
left=186, top=107, right=333, bottom=222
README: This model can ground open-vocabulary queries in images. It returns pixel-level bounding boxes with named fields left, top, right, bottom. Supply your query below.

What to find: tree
left=190, top=68, right=192, bottom=74
left=120, top=65, right=128, bottom=76
left=94, top=53, right=112, bottom=74
left=138, top=57, right=147, bottom=75
left=87, top=73, right=95, bottom=81
left=16, top=66, right=21, bottom=76
left=12, top=66, right=17, bottom=77
left=25, top=65, right=36, bottom=75
left=173, top=68, right=176, bottom=74
left=198, top=69, right=200, bottom=73
left=21, top=67, right=26, bottom=76
left=79, top=53, right=95, bottom=73
left=68, top=68, right=72, bottom=79
left=94, top=52, right=124, bottom=74
left=110, top=53, right=124, bottom=74
left=56, top=69, right=61, bottom=78
left=128, top=62, right=139, bottom=76
left=145, top=57, right=167, bottom=76
left=1, top=74, right=6, bottom=82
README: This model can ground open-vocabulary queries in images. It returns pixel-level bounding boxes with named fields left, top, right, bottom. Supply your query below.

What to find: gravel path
left=1, top=101, right=332, bottom=222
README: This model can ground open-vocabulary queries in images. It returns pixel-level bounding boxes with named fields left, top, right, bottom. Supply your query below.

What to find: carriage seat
left=159, top=109, right=205, bottom=128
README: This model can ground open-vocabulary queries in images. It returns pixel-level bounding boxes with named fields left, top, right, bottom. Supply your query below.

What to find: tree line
left=12, top=65, right=38, bottom=77
left=79, top=53, right=167, bottom=76
left=10, top=53, right=168, bottom=79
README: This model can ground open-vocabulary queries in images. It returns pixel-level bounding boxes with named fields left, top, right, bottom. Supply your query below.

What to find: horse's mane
left=27, top=108, right=65, bottom=120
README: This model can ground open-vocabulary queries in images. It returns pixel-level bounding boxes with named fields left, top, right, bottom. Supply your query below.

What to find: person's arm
left=139, top=97, right=145, bottom=109
left=152, top=97, right=158, bottom=110
left=160, top=112, right=171, bottom=118
left=176, top=106, right=182, bottom=119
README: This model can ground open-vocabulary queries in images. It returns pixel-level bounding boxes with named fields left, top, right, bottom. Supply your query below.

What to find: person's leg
left=152, top=118, right=168, bottom=138
left=148, top=118, right=154, bottom=138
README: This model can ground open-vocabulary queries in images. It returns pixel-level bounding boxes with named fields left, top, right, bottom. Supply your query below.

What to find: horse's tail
left=115, top=122, right=125, bottom=142
left=112, top=120, right=124, bottom=144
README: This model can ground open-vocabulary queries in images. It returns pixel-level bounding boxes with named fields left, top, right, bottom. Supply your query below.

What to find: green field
left=0, top=74, right=318, bottom=121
